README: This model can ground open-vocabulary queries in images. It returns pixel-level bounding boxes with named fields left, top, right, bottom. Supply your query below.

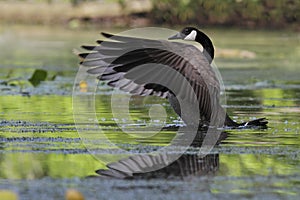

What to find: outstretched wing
left=79, top=33, right=221, bottom=119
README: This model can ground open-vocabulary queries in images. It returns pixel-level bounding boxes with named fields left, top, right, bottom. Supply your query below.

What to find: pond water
left=0, top=25, right=299, bottom=199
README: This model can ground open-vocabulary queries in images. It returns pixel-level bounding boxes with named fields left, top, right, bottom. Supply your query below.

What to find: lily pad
left=28, top=69, right=48, bottom=87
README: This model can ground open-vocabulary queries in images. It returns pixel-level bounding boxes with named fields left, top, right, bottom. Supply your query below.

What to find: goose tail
left=225, top=114, right=268, bottom=128
left=239, top=117, right=268, bottom=128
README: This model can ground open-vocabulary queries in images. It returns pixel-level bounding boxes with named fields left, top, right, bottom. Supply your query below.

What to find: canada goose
left=79, top=27, right=267, bottom=128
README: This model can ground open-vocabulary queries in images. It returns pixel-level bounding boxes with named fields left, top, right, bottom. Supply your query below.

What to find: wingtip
left=81, top=45, right=97, bottom=51
left=101, top=32, right=114, bottom=38
left=77, top=52, right=88, bottom=59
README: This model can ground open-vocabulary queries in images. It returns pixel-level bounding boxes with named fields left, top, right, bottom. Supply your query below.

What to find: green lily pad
left=28, top=69, right=48, bottom=87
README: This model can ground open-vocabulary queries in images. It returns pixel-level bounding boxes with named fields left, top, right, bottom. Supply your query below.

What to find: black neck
left=195, top=31, right=214, bottom=63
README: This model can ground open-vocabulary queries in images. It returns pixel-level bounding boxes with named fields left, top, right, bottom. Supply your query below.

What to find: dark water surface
left=0, top=25, right=299, bottom=199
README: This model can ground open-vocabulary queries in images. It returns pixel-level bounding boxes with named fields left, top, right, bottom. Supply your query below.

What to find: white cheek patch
left=184, top=30, right=197, bottom=41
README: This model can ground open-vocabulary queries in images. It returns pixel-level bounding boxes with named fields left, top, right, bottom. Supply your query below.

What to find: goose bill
left=168, top=32, right=185, bottom=40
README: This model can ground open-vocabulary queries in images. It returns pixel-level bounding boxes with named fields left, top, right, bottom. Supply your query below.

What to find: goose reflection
left=95, top=128, right=228, bottom=179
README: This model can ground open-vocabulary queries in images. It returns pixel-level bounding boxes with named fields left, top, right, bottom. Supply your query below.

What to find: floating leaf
left=65, top=189, right=85, bottom=200
left=28, top=69, right=48, bottom=87
left=79, top=80, right=88, bottom=92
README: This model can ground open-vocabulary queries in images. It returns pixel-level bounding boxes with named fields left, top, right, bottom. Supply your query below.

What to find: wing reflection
left=95, top=128, right=228, bottom=179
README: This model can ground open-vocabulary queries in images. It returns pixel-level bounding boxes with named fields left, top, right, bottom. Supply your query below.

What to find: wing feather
left=79, top=33, right=221, bottom=121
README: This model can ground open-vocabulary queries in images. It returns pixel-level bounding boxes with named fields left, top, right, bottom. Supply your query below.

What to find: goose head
left=168, top=27, right=215, bottom=63
left=168, top=27, right=199, bottom=41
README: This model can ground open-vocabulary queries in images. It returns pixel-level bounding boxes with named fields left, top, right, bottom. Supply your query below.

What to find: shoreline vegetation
left=0, top=0, right=299, bottom=30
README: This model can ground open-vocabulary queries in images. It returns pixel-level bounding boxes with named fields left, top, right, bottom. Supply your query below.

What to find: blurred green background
left=0, top=0, right=299, bottom=29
